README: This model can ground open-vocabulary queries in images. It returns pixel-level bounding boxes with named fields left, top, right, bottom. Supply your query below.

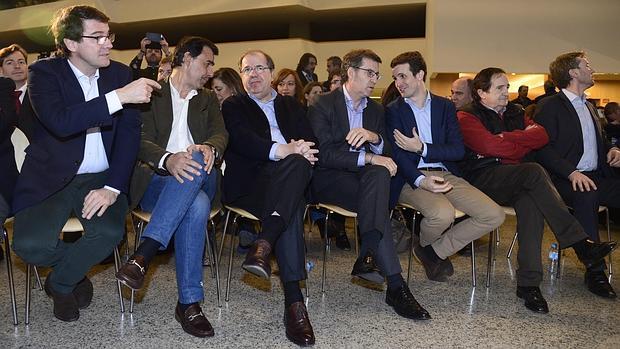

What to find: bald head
left=451, top=77, right=473, bottom=109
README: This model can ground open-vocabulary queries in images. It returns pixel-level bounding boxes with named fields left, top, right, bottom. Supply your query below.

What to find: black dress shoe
left=242, top=239, right=272, bottom=279
left=413, top=243, right=449, bottom=282
left=45, top=273, right=94, bottom=309
left=44, top=274, right=79, bottom=322
left=115, top=254, right=147, bottom=290
left=175, top=303, right=214, bottom=337
left=441, top=258, right=454, bottom=277
left=573, top=240, right=617, bottom=269
left=335, top=232, right=351, bottom=251
left=351, top=249, right=384, bottom=284
left=386, top=283, right=431, bottom=320
left=516, top=286, right=549, bottom=314
left=284, top=301, right=315, bottom=346
left=585, top=271, right=617, bottom=299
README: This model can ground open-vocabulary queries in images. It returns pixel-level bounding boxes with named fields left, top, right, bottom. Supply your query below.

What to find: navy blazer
left=385, top=94, right=465, bottom=207
left=221, top=93, right=316, bottom=204
left=0, top=77, right=18, bottom=206
left=13, top=58, right=141, bottom=213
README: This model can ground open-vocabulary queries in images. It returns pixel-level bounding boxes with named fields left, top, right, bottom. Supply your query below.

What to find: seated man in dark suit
left=115, top=36, right=228, bottom=337
left=11, top=5, right=160, bottom=322
left=309, top=49, right=430, bottom=321
left=222, top=50, right=318, bottom=346
left=0, top=77, right=18, bottom=261
left=535, top=51, right=620, bottom=299
left=385, top=51, right=505, bottom=282
left=457, top=67, right=616, bottom=314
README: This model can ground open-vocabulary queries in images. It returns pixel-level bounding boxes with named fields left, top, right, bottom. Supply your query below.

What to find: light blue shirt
left=404, top=92, right=446, bottom=187
left=342, top=86, right=383, bottom=166
left=562, top=89, right=598, bottom=171
left=248, top=89, right=287, bottom=160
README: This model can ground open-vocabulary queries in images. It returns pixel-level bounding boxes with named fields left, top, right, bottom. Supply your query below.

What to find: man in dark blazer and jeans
left=11, top=5, right=159, bottom=322
left=309, top=49, right=430, bottom=321
left=536, top=51, right=620, bottom=299
left=222, top=50, right=318, bottom=346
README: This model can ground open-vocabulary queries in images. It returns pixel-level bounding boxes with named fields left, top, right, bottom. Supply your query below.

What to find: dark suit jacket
left=221, top=93, right=316, bottom=204
left=535, top=91, right=614, bottom=180
left=296, top=68, right=318, bottom=87
left=129, top=81, right=228, bottom=207
left=13, top=58, right=141, bottom=213
left=16, top=89, right=36, bottom=141
left=385, top=95, right=465, bottom=206
left=0, top=77, right=18, bottom=205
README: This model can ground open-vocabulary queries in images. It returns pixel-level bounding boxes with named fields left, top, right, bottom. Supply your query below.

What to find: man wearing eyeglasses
left=309, top=49, right=431, bottom=321
left=221, top=49, right=318, bottom=346
left=11, top=5, right=160, bottom=322
left=116, top=36, right=227, bottom=338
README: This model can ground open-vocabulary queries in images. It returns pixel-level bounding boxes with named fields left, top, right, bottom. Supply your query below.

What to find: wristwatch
left=416, top=142, right=425, bottom=155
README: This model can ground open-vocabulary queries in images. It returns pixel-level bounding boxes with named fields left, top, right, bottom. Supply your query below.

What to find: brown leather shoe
left=115, top=255, right=147, bottom=290
left=242, top=239, right=272, bottom=279
left=174, top=303, right=214, bottom=338
left=284, top=301, right=315, bottom=346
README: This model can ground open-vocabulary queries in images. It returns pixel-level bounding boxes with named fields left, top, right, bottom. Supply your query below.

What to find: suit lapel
left=188, top=90, right=206, bottom=142
left=429, top=94, right=441, bottom=140
left=335, top=89, right=351, bottom=133
left=157, top=82, right=174, bottom=148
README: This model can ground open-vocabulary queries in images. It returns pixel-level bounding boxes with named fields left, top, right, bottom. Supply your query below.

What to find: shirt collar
left=249, top=88, right=277, bottom=105
left=17, top=82, right=27, bottom=94
left=170, top=80, right=198, bottom=101
left=67, top=59, right=99, bottom=81
left=562, top=88, right=586, bottom=104
left=404, top=90, right=431, bottom=109
left=343, top=85, right=367, bottom=111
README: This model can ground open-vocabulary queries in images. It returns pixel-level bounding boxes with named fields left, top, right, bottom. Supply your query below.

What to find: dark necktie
left=13, top=90, right=22, bottom=114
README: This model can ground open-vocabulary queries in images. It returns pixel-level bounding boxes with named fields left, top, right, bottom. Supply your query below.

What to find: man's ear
left=63, top=38, right=79, bottom=54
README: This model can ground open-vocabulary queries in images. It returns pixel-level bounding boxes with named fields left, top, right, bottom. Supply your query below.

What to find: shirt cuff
left=414, top=175, right=425, bottom=188
left=158, top=152, right=172, bottom=170
left=421, top=142, right=428, bottom=157
left=357, top=151, right=366, bottom=167
left=369, top=137, right=384, bottom=154
left=105, top=91, right=123, bottom=114
left=269, top=143, right=280, bottom=161
left=103, top=185, right=120, bottom=194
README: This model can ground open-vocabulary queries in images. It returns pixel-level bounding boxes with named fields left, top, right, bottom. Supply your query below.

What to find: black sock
left=360, top=230, right=381, bottom=255
left=571, top=238, right=589, bottom=255
left=283, top=281, right=303, bottom=308
left=386, top=273, right=405, bottom=292
left=423, top=244, right=442, bottom=263
left=178, top=301, right=196, bottom=313
left=135, top=237, right=162, bottom=265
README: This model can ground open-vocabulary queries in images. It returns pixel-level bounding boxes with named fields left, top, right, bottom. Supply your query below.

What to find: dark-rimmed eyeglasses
left=240, top=65, right=271, bottom=75
left=81, top=33, right=115, bottom=45
left=352, top=66, right=381, bottom=80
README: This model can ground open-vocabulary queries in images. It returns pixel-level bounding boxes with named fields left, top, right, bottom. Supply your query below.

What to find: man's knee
left=422, top=202, right=455, bottom=229
left=188, top=191, right=210, bottom=218
left=364, top=165, right=391, bottom=184
left=282, top=154, right=312, bottom=171
left=12, top=233, right=54, bottom=265
left=481, top=202, right=506, bottom=228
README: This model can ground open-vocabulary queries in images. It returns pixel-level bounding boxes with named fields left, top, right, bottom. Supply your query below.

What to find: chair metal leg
left=225, top=215, right=239, bottom=303
left=353, top=218, right=359, bottom=257
left=33, top=266, right=42, bottom=290
left=134, top=219, right=145, bottom=253
left=218, top=210, right=232, bottom=270
left=406, top=211, right=419, bottom=285
left=507, top=231, right=518, bottom=259
left=303, top=229, right=309, bottom=300
left=606, top=208, right=613, bottom=276
left=3, top=228, right=18, bottom=325
left=486, top=231, right=493, bottom=288
left=113, top=247, right=125, bottom=313
left=493, top=228, right=498, bottom=261
left=556, top=247, right=562, bottom=279
left=496, top=226, right=500, bottom=246
left=25, top=264, right=32, bottom=325
left=470, top=241, right=476, bottom=288
left=206, top=220, right=221, bottom=307
left=321, top=211, right=330, bottom=293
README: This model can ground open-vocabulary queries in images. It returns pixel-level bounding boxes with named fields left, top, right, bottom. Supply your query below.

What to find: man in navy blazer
left=386, top=51, right=504, bottom=282
left=11, top=5, right=159, bottom=322
left=536, top=51, right=620, bottom=299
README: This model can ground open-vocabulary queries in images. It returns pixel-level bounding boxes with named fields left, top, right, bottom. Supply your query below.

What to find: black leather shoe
left=386, top=283, right=431, bottom=320
left=441, top=258, right=454, bottom=277
left=516, top=286, right=549, bottom=314
left=115, top=254, right=147, bottom=290
left=46, top=273, right=94, bottom=309
left=174, top=303, right=214, bottom=337
left=351, top=249, right=384, bottom=284
left=284, top=301, right=315, bottom=346
left=242, top=239, right=272, bottom=279
left=335, top=232, right=351, bottom=251
left=573, top=240, right=617, bottom=269
left=585, top=271, right=617, bottom=299
left=44, top=275, right=79, bottom=322
left=413, top=243, right=449, bottom=282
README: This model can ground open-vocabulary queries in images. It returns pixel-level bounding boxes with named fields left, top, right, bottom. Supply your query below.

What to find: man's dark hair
left=549, top=51, right=585, bottom=89
left=604, top=102, right=619, bottom=119
left=518, top=85, right=528, bottom=92
left=0, top=44, right=28, bottom=65
left=390, top=51, right=427, bottom=81
left=543, top=80, right=556, bottom=94
left=472, top=67, right=506, bottom=103
left=171, top=36, right=219, bottom=68
left=341, top=49, right=382, bottom=83
left=327, top=55, right=342, bottom=67
left=50, top=5, right=110, bottom=57
left=296, top=52, right=317, bottom=72
left=328, top=68, right=342, bottom=83
left=237, top=50, right=275, bottom=71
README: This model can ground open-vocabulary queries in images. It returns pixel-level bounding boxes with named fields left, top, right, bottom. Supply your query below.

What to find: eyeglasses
left=81, top=33, right=115, bottom=45
left=352, top=66, right=381, bottom=80
left=240, top=65, right=271, bottom=75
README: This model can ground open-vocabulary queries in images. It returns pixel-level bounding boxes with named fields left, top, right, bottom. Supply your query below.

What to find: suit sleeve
left=28, top=62, right=115, bottom=138
left=385, top=104, right=423, bottom=188
left=534, top=100, right=578, bottom=179
left=202, top=92, right=229, bottom=159
left=138, top=97, right=167, bottom=168
left=308, top=97, right=359, bottom=171
left=222, top=97, right=275, bottom=161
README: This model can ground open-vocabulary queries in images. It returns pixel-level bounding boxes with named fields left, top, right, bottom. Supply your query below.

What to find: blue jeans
left=140, top=151, right=217, bottom=304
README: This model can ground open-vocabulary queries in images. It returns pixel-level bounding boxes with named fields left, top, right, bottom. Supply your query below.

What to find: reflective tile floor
left=1, top=215, right=619, bottom=348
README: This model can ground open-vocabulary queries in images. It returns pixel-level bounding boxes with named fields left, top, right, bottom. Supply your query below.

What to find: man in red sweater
left=457, top=67, right=616, bottom=314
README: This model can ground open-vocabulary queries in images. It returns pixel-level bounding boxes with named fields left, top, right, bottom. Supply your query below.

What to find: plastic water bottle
left=548, top=242, right=559, bottom=273
left=305, top=260, right=315, bottom=273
